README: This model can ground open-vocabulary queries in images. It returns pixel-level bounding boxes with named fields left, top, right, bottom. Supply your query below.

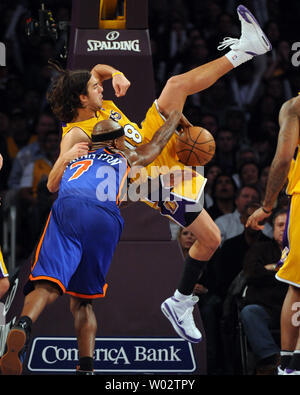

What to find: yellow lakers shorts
left=276, top=194, right=300, bottom=287
left=138, top=101, right=206, bottom=226
left=0, top=247, right=8, bottom=278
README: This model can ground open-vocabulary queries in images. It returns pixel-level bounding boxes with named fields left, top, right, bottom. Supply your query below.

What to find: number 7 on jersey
left=68, top=159, right=93, bottom=181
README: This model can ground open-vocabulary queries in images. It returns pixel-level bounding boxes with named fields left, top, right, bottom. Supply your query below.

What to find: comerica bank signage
left=27, top=337, right=196, bottom=373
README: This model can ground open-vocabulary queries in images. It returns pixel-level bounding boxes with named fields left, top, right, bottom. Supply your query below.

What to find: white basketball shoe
left=161, top=294, right=202, bottom=343
left=218, top=5, right=272, bottom=58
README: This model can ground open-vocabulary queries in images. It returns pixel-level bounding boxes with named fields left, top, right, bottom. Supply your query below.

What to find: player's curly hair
left=46, top=60, right=91, bottom=123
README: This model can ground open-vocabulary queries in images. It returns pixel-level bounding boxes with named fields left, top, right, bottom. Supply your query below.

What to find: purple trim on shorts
left=277, top=197, right=291, bottom=268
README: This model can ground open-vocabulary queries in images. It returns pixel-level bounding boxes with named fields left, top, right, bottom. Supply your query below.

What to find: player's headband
left=92, top=127, right=125, bottom=142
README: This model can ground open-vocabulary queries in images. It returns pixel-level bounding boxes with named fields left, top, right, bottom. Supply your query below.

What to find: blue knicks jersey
left=59, top=147, right=130, bottom=216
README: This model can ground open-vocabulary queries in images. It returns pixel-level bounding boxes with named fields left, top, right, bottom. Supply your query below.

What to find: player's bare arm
left=91, top=64, right=131, bottom=97
left=263, top=98, right=300, bottom=209
left=246, top=96, right=300, bottom=230
left=47, top=128, right=90, bottom=192
left=125, top=110, right=181, bottom=168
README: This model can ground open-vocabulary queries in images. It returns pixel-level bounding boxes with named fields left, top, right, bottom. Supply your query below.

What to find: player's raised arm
left=91, top=64, right=131, bottom=97
left=126, top=110, right=181, bottom=168
left=47, top=128, right=90, bottom=193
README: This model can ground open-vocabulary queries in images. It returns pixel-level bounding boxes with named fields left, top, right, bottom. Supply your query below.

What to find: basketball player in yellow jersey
left=246, top=95, right=300, bottom=375
left=0, top=154, right=10, bottom=299
left=47, top=5, right=272, bottom=342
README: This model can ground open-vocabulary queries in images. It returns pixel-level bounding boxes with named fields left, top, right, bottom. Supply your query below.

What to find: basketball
left=176, top=126, right=216, bottom=166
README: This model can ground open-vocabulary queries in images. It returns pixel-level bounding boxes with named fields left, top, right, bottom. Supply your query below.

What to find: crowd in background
left=0, top=0, right=299, bottom=375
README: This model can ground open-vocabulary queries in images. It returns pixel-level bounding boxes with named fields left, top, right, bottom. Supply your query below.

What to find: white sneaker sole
left=161, top=301, right=202, bottom=343
left=237, top=4, right=272, bottom=55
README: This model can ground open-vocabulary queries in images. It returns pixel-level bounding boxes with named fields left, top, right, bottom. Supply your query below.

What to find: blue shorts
left=30, top=196, right=124, bottom=298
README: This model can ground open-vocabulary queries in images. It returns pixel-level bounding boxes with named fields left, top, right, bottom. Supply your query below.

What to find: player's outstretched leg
left=157, top=4, right=272, bottom=117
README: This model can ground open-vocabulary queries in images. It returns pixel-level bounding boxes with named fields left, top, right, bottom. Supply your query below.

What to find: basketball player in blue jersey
left=0, top=111, right=182, bottom=375
left=45, top=5, right=272, bottom=343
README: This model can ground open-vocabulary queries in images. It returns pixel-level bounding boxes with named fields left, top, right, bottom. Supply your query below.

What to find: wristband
left=112, top=72, right=124, bottom=78
left=262, top=206, right=272, bottom=214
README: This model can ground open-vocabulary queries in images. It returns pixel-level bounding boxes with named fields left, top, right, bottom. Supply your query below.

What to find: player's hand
left=112, top=73, right=131, bottom=97
left=63, top=142, right=89, bottom=164
left=246, top=207, right=272, bottom=231
left=178, top=113, right=193, bottom=131
left=0, top=154, right=3, bottom=171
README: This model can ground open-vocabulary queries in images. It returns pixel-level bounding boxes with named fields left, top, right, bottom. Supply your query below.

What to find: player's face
left=86, top=76, right=103, bottom=111
left=115, top=136, right=126, bottom=150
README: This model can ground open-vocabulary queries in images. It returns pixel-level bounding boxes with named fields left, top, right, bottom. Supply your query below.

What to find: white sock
left=174, top=289, right=192, bottom=301
left=225, top=49, right=253, bottom=68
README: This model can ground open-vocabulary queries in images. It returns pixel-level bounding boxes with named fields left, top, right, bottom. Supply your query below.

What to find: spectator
left=177, top=227, right=197, bottom=258
left=207, top=173, right=237, bottom=220
left=216, top=201, right=271, bottom=300
left=17, top=130, right=60, bottom=255
left=214, top=128, right=238, bottom=176
left=251, top=132, right=275, bottom=168
left=215, top=185, right=273, bottom=245
left=224, top=107, right=248, bottom=144
left=6, top=108, right=33, bottom=162
left=199, top=112, right=219, bottom=138
left=229, top=60, right=265, bottom=116
left=200, top=78, right=235, bottom=124
left=258, top=165, right=270, bottom=201
left=218, top=201, right=272, bottom=374
left=8, top=111, right=57, bottom=189
left=240, top=209, right=288, bottom=375
left=238, top=160, right=260, bottom=188
left=264, top=39, right=292, bottom=82
left=204, top=163, right=222, bottom=209
left=207, top=11, right=239, bottom=58
left=235, top=146, right=260, bottom=170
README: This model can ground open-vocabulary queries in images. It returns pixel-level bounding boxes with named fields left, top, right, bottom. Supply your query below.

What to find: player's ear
left=79, top=94, right=88, bottom=107
left=114, top=138, right=122, bottom=149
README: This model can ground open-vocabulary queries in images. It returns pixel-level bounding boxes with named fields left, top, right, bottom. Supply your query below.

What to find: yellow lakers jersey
left=287, top=144, right=300, bottom=195
left=61, top=100, right=206, bottom=203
